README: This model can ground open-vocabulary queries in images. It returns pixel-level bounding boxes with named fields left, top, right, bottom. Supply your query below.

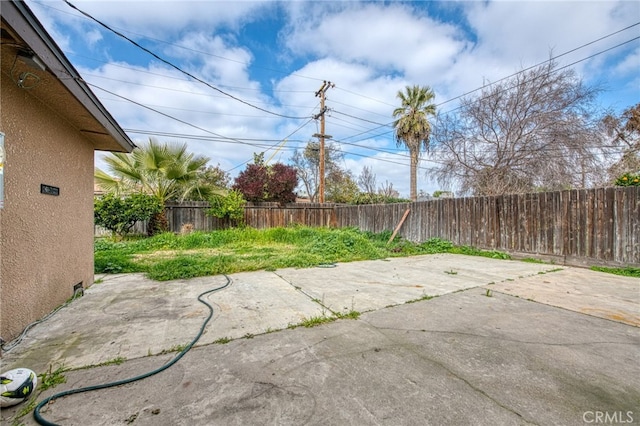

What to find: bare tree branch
left=431, top=59, right=609, bottom=195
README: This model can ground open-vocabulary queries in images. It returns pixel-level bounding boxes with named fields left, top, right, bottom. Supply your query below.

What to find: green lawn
left=94, top=226, right=511, bottom=281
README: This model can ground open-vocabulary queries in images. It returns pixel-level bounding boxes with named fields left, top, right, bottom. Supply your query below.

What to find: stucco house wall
left=0, top=0, right=135, bottom=343
left=1, top=76, right=95, bottom=341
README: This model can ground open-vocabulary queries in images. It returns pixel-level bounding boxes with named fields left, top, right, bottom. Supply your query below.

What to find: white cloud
left=461, top=1, right=639, bottom=79
left=282, top=3, right=467, bottom=81
left=612, top=46, right=640, bottom=77
left=60, top=0, right=272, bottom=35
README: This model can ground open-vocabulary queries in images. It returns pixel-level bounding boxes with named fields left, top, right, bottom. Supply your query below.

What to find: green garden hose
left=34, top=275, right=232, bottom=426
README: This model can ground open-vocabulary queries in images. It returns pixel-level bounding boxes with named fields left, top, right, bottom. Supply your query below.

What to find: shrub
left=94, top=193, right=162, bottom=238
left=614, top=173, right=640, bottom=187
left=207, top=190, right=246, bottom=224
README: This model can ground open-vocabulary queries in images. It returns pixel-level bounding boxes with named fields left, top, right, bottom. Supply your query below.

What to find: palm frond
left=98, top=137, right=211, bottom=203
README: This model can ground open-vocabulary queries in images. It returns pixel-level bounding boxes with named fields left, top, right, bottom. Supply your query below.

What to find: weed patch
left=298, top=315, right=336, bottom=328
left=76, top=357, right=126, bottom=370
left=590, top=266, right=640, bottom=278
left=158, top=344, right=188, bottom=355
left=39, top=365, right=67, bottom=391
left=521, top=257, right=547, bottom=264
left=12, top=398, right=37, bottom=426
left=405, top=294, right=435, bottom=304
left=292, top=310, right=361, bottom=329
left=335, top=310, right=361, bottom=320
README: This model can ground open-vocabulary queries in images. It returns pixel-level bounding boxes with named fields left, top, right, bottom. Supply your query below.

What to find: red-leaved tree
left=267, top=163, right=298, bottom=204
left=233, top=163, right=269, bottom=202
left=233, top=154, right=298, bottom=204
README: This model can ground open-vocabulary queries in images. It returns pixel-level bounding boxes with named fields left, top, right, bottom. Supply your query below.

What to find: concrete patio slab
left=1, top=254, right=638, bottom=425
left=5, top=289, right=639, bottom=426
left=488, top=267, right=640, bottom=326
left=275, top=254, right=561, bottom=313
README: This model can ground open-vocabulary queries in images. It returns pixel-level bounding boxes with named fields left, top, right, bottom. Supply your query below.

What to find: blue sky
left=28, top=0, right=640, bottom=197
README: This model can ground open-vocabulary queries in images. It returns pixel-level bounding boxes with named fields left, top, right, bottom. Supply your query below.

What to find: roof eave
left=2, top=0, right=136, bottom=153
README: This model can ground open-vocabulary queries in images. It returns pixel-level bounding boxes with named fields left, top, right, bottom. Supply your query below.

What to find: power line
left=328, top=32, right=640, bottom=148
left=97, top=96, right=287, bottom=120
left=334, top=86, right=396, bottom=108
left=63, top=0, right=311, bottom=120
left=331, top=109, right=390, bottom=127
left=88, top=83, right=261, bottom=145
left=437, top=35, right=640, bottom=118
left=328, top=98, right=395, bottom=119
left=57, top=0, right=640, bottom=149
left=88, top=82, right=315, bottom=174
left=34, top=0, right=326, bottom=84
left=436, top=21, right=640, bottom=108
left=70, top=55, right=317, bottom=96
left=94, top=92, right=309, bottom=120
left=92, top=59, right=633, bottom=175
left=326, top=115, right=372, bottom=133
left=59, top=4, right=639, bottom=135
left=118, top=125, right=631, bottom=177
left=123, top=130, right=307, bottom=145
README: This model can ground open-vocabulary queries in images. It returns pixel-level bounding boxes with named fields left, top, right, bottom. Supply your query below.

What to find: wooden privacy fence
left=96, top=202, right=337, bottom=235
left=98, top=187, right=639, bottom=266
left=164, top=201, right=337, bottom=231
left=336, top=187, right=639, bottom=266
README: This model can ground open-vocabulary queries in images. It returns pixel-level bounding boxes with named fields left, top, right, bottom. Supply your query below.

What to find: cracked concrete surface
left=1, top=254, right=638, bottom=425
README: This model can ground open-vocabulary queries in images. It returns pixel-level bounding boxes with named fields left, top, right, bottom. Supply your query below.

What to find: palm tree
left=95, top=138, right=209, bottom=234
left=393, top=85, right=436, bottom=201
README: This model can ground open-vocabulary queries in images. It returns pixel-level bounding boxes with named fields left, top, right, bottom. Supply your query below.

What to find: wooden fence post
left=387, top=208, right=411, bottom=244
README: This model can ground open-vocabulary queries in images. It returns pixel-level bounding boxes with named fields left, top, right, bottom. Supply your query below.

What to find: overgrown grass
left=95, top=227, right=512, bottom=281
left=590, top=266, right=640, bottom=278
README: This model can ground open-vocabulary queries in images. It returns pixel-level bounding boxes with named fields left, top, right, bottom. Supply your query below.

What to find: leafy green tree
left=432, top=190, right=455, bottom=198
left=393, top=85, right=436, bottom=201
left=325, top=169, right=359, bottom=203
left=207, top=190, right=247, bottom=225
left=95, top=138, right=209, bottom=235
left=94, top=193, right=162, bottom=238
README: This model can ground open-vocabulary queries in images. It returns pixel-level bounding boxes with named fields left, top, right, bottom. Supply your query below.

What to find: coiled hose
left=34, top=275, right=231, bottom=426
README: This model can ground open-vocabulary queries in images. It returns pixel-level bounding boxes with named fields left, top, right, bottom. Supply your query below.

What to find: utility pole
left=313, top=80, right=334, bottom=203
